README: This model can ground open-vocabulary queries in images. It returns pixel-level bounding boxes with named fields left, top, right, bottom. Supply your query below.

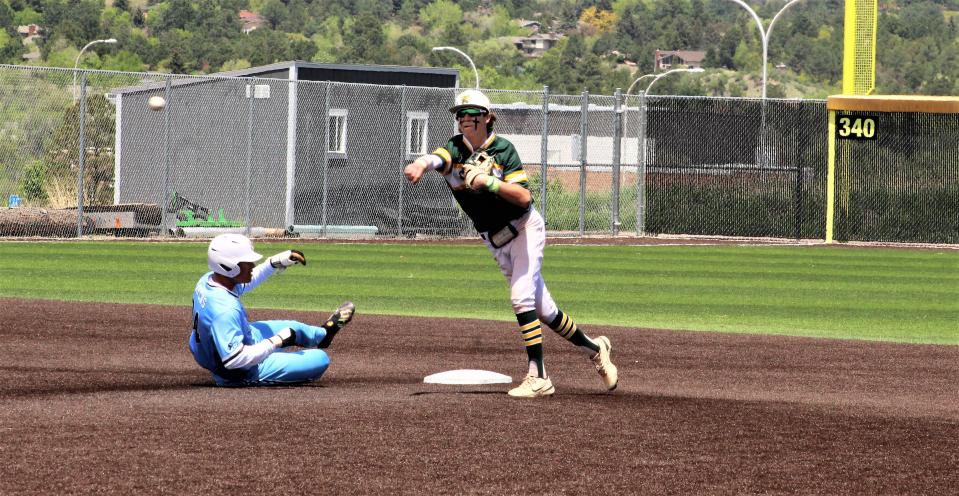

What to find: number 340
left=837, top=116, right=877, bottom=139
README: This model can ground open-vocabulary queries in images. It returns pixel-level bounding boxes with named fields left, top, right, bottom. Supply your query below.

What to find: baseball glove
left=461, top=150, right=494, bottom=188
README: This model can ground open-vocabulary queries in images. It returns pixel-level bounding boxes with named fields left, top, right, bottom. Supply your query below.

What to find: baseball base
left=423, top=369, right=513, bottom=385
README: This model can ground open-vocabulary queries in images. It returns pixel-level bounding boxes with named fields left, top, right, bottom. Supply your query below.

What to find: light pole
left=625, top=67, right=704, bottom=236
left=626, top=73, right=658, bottom=98
left=644, top=67, right=705, bottom=95
left=723, top=0, right=806, bottom=98
left=431, top=46, right=479, bottom=89
left=73, top=38, right=117, bottom=100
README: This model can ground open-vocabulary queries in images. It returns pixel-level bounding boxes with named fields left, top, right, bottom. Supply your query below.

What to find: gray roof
left=110, top=61, right=460, bottom=96
left=213, top=60, right=459, bottom=79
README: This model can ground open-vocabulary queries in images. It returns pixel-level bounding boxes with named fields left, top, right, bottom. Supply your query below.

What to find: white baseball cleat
left=507, top=375, right=555, bottom=398
left=591, top=336, right=618, bottom=391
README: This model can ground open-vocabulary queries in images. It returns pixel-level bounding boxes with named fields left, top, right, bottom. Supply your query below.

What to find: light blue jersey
left=189, top=265, right=332, bottom=386
left=189, top=271, right=254, bottom=382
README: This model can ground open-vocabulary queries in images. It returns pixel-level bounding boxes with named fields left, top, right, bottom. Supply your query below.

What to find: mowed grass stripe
left=0, top=241, right=955, bottom=344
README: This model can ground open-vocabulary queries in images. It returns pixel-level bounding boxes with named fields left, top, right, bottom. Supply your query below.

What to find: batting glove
left=269, top=250, right=306, bottom=269
left=269, top=327, right=297, bottom=348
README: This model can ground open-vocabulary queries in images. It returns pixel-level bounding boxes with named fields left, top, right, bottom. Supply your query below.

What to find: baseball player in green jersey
left=403, top=89, right=618, bottom=398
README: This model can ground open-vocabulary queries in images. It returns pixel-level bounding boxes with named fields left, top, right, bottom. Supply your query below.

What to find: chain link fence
left=833, top=109, right=959, bottom=244
left=0, top=64, right=952, bottom=243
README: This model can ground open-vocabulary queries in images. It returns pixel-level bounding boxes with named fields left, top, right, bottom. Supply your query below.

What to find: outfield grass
left=0, top=240, right=956, bottom=344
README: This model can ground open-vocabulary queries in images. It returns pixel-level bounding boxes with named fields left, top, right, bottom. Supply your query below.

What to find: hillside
left=1, top=0, right=958, bottom=97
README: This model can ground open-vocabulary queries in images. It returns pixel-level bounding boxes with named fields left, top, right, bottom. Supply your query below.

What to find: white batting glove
left=269, top=250, right=306, bottom=269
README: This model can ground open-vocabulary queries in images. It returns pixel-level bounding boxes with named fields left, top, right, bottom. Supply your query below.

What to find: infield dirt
left=0, top=298, right=956, bottom=495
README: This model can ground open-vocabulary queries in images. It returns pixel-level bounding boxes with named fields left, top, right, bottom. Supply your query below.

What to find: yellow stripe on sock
left=553, top=314, right=576, bottom=339
left=520, top=320, right=541, bottom=332
left=525, top=336, right=543, bottom=346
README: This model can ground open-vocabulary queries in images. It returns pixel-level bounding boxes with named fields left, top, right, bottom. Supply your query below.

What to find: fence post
left=321, top=82, right=330, bottom=236
left=398, top=85, right=407, bottom=237
left=162, top=76, right=171, bottom=236
left=285, top=72, right=298, bottom=230
left=792, top=104, right=804, bottom=239
left=636, top=91, right=648, bottom=236
left=611, top=88, right=622, bottom=236
left=245, top=77, right=256, bottom=237
left=540, top=85, right=550, bottom=226
left=579, top=90, right=588, bottom=236
left=75, top=73, right=87, bottom=238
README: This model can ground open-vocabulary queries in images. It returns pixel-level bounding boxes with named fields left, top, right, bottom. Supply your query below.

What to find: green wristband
left=485, top=176, right=501, bottom=193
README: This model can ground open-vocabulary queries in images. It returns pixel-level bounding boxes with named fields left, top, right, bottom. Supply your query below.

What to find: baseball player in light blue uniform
left=189, top=233, right=355, bottom=386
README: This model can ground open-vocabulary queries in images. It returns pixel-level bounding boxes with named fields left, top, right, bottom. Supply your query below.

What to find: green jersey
left=433, top=133, right=531, bottom=233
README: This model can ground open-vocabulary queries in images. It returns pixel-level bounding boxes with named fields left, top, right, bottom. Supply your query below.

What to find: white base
left=423, top=369, right=513, bottom=385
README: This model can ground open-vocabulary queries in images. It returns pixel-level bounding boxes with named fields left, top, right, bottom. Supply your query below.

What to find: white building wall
left=501, top=134, right=641, bottom=166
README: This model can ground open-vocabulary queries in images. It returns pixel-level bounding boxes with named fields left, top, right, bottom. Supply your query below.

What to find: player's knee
left=306, top=350, right=330, bottom=378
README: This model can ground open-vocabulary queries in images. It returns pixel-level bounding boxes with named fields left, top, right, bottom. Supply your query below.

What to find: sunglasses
left=456, top=108, right=487, bottom=119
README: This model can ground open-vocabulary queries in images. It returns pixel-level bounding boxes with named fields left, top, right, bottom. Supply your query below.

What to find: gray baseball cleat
left=325, top=301, right=355, bottom=331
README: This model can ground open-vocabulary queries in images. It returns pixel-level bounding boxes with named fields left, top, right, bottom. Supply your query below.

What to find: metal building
left=110, top=61, right=462, bottom=237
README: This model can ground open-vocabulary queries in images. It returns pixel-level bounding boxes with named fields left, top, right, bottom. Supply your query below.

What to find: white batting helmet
left=449, top=89, right=491, bottom=114
left=208, top=233, right=262, bottom=277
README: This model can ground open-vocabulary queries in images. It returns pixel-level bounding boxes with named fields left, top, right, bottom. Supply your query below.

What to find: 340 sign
left=836, top=115, right=877, bottom=140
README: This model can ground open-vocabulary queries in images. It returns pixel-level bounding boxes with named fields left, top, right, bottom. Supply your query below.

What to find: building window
left=407, top=112, right=429, bottom=157
left=328, top=109, right=347, bottom=155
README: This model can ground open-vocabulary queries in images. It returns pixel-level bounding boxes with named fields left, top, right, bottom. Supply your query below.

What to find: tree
left=43, top=94, right=116, bottom=206
left=289, top=35, right=317, bottom=61
left=578, top=7, right=616, bottom=36
left=100, top=50, right=146, bottom=72
left=242, top=28, right=290, bottom=66
left=341, top=13, right=384, bottom=64
left=418, top=0, right=463, bottom=38
left=152, top=0, right=195, bottom=32
left=261, top=0, right=290, bottom=30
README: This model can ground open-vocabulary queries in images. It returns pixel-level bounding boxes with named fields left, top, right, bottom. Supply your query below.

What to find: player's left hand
left=269, top=327, right=297, bottom=348
left=269, top=250, right=306, bottom=269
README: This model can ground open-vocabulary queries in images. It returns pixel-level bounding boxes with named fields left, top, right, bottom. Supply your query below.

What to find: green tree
left=100, top=50, right=146, bottom=72
left=150, top=0, right=195, bottom=32
left=289, top=34, right=317, bottom=61
left=261, top=0, right=290, bottom=30
left=341, top=13, right=383, bottom=64
left=418, top=0, right=462, bottom=38
left=18, top=160, right=48, bottom=203
left=43, top=94, right=116, bottom=206
left=243, top=28, right=290, bottom=66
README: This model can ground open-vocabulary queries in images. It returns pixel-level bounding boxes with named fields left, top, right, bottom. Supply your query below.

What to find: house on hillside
left=654, top=50, right=706, bottom=71
left=513, top=33, right=562, bottom=57
left=16, top=24, right=41, bottom=37
left=239, top=10, right=266, bottom=33
left=515, top=19, right=541, bottom=32
left=17, top=25, right=42, bottom=61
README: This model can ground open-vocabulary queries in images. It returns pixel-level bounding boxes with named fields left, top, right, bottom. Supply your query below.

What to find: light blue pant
left=216, top=320, right=330, bottom=386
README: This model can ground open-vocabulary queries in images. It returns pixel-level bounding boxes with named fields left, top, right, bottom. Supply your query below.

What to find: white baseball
left=148, top=95, right=166, bottom=111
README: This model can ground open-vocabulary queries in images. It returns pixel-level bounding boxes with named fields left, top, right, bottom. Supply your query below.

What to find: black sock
left=548, top=310, right=599, bottom=354
left=316, top=322, right=339, bottom=349
left=516, top=310, right=545, bottom=377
